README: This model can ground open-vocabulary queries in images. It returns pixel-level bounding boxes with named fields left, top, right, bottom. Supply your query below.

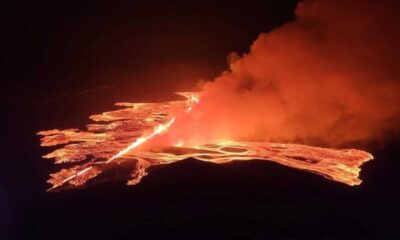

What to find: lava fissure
left=38, top=93, right=372, bottom=191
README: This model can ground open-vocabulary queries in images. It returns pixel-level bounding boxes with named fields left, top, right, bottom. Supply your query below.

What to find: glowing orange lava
left=38, top=93, right=372, bottom=191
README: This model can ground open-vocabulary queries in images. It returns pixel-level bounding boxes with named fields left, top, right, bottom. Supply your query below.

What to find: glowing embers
left=38, top=92, right=372, bottom=191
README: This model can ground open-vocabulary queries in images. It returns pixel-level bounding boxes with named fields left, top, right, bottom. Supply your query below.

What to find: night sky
left=1, top=1, right=400, bottom=239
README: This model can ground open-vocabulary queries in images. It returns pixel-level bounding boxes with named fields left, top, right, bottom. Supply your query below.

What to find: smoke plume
left=167, top=0, right=400, bottom=146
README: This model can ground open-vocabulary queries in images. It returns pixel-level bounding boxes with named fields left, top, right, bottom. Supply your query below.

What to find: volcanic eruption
left=39, top=92, right=372, bottom=190
left=39, top=0, right=400, bottom=191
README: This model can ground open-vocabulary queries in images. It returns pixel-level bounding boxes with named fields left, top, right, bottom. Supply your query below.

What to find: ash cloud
left=171, top=0, right=400, bottom=146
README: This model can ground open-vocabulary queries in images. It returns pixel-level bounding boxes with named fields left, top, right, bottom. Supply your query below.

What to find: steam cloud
left=168, top=0, right=400, bottom=146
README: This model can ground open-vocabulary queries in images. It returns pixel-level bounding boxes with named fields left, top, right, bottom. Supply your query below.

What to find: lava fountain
left=38, top=92, right=373, bottom=191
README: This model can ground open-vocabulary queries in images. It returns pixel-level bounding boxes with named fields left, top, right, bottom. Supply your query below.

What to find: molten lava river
left=38, top=93, right=373, bottom=191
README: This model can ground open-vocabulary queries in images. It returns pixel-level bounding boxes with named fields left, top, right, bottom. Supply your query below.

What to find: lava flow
left=38, top=92, right=373, bottom=191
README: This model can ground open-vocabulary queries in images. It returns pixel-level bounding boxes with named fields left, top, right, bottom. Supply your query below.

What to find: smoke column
left=167, top=0, right=400, bottom=146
